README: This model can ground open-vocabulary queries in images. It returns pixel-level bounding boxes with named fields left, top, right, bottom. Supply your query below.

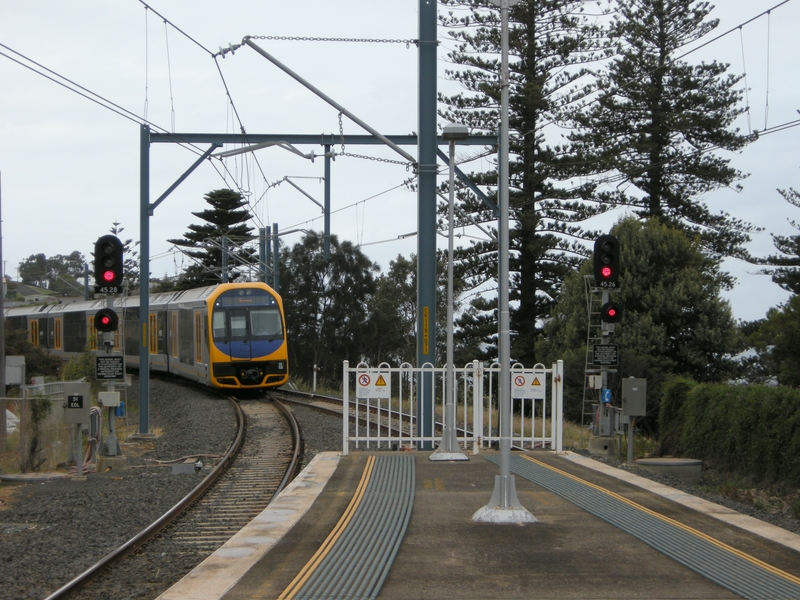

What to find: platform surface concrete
left=163, top=450, right=800, bottom=600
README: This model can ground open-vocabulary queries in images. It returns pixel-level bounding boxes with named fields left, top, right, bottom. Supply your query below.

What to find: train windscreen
left=212, top=288, right=283, bottom=342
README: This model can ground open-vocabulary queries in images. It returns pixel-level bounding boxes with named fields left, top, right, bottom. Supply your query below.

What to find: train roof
left=3, top=283, right=277, bottom=318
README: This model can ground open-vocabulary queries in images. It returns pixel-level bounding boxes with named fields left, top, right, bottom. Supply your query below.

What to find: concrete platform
left=160, top=451, right=800, bottom=600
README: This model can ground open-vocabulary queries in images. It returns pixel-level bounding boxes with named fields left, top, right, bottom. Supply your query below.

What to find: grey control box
left=621, top=378, right=647, bottom=417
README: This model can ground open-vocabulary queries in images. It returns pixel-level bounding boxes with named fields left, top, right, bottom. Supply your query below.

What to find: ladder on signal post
left=581, top=276, right=605, bottom=446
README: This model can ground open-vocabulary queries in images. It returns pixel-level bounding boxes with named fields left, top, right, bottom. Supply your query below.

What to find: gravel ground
left=291, top=403, right=347, bottom=470
left=0, top=377, right=237, bottom=600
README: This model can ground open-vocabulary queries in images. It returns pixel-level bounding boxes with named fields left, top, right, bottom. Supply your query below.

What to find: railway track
left=277, top=387, right=453, bottom=440
left=48, top=393, right=301, bottom=600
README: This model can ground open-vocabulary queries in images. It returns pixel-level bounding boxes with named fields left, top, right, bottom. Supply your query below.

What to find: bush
left=62, top=350, right=102, bottom=395
left=658, top=377, right=696, bottom=455
left=659, top=382, right=800, bottom=486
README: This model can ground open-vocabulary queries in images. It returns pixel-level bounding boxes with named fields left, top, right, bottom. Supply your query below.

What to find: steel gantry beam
left=137, top=129, right=494, bottom=435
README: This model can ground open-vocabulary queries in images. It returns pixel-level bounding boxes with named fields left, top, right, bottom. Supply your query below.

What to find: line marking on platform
left=489, top=453, right=800, bottom=600
left=523, top=455, right=800, bottom=587
left=279, top=455, right=376, bottom=599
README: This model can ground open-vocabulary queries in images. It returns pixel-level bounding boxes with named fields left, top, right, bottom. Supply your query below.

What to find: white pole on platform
left=473, top=0, right=536, bottom=524
left=431, top=124, right=469, bottom=462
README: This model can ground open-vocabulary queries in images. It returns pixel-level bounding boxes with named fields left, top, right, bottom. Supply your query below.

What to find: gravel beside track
left=3, top=381, right=798, bottom=599
left=0, top=382, right=345, bottom=600
left=0, top=377, right=237, bottom=600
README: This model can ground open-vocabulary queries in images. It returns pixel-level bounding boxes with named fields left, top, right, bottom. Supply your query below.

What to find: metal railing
left=341, top=360, right=563, bottom=455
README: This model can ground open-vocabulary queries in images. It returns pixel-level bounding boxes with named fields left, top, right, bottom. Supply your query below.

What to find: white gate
left=342, top=360, right=563, bottom=455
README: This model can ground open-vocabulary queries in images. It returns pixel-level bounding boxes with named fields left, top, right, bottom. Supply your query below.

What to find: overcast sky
left=0, top=1, right=798, bottom=322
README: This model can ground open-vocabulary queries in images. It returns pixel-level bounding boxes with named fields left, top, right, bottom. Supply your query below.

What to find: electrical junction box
left=98, top=391, right=120, bottom=407
left=63, top=382, right=91, bottom=424
left=588, top=375, right=603, bottom=390
left=622, top=378, right=647, bottom=417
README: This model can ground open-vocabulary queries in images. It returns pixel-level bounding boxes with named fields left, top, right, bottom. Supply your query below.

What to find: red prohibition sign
left=358, top=374, right=371, bottom=386
left=514, top=375, right=526, bottom=387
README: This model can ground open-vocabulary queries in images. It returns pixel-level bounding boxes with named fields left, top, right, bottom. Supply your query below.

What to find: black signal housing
left=94, top=235, right=124, bottom=293
left=593, top=234, right=620, bottom=288
left=94, top=308, right=119, bottom=332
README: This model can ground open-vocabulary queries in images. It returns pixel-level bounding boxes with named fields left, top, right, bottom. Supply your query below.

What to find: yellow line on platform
left=278, top=455, right=376, bottom=599
left=523, top=455, right=800, bottom=586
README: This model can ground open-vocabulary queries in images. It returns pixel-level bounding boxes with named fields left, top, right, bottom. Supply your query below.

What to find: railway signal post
left=93, top=235, right=126, bottom=467
left=588, top=234, right=624, bottom=456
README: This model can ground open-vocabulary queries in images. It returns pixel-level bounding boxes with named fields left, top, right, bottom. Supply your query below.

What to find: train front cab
left=208, top=283, right=288, bottom=389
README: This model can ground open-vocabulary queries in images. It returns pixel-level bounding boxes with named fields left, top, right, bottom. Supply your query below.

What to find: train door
left=212, top=307, right=252, bottom=361
left=52, top=317, right=62, bottom=351
left=29, top=319, right=39, bottom=347
left=194, top=311, right=203, bottom=364
left=170, top=312, right=179, bottom=359
left=194, top=310, right=209, bottom=384
left=230, top=308, right=251, bottom=360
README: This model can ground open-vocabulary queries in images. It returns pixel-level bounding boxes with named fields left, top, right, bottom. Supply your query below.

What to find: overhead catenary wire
left=138, top=0, right=275, bottom=230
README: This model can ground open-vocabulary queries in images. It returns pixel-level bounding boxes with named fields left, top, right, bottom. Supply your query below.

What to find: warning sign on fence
left=512, top=371, right=546, bottom=400
left=356, top=370, right=391, bottom=399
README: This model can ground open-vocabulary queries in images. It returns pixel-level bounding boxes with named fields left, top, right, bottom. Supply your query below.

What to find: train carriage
left=3, top=282, right=289, bottom=390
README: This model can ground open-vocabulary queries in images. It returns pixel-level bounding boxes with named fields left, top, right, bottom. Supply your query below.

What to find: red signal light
left=600, top=301, right=622, bottom=323
left=601, top=266, right=612, bottom=279
left=94, top=308, right=118, bottom=332
left=103, top=270, right=115, bottom=282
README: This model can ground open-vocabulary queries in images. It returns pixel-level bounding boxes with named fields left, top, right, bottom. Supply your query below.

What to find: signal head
left=94, top=235, right=124, bottom=293
left=94, top=308, right=119, bottom=332
left=593, top=234, right=620, bottom=288
left=600, top=301, right=622, bottom=323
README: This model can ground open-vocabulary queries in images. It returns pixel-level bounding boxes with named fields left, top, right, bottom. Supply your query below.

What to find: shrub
left=659, top=382, right=800, bottom=486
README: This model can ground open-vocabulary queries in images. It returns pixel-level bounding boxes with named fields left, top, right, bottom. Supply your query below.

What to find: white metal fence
left=342, top=360, right=563, bottom=455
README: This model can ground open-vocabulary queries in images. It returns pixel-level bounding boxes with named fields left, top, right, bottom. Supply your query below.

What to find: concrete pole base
left=472, top=475, right=538, bottom=524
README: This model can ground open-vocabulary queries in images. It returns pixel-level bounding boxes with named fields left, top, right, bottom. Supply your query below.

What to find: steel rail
left=45, top=392, right=303, bottom=600
left=278, top=388, right=472, bottom=440
left=269, top=396, right=303, bottom=501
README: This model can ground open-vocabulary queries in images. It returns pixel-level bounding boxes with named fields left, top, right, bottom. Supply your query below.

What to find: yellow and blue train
left=4, top=282, right=289, bottom=390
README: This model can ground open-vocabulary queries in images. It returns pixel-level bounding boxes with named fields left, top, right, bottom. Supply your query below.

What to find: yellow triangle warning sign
left=376, top=374, right=387, bottom=386
left=532, top=377, right=541, bottom=386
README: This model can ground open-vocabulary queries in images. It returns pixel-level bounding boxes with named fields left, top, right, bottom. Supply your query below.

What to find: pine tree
left=760, top=186, right=800, bottom=294
left=569, top=0, right=757, bottom=260
left=168, top=189, right=256, bottom=289
left=440, top=0, right=611, bottom=365
left=537, top=217, right=741, bottom=427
